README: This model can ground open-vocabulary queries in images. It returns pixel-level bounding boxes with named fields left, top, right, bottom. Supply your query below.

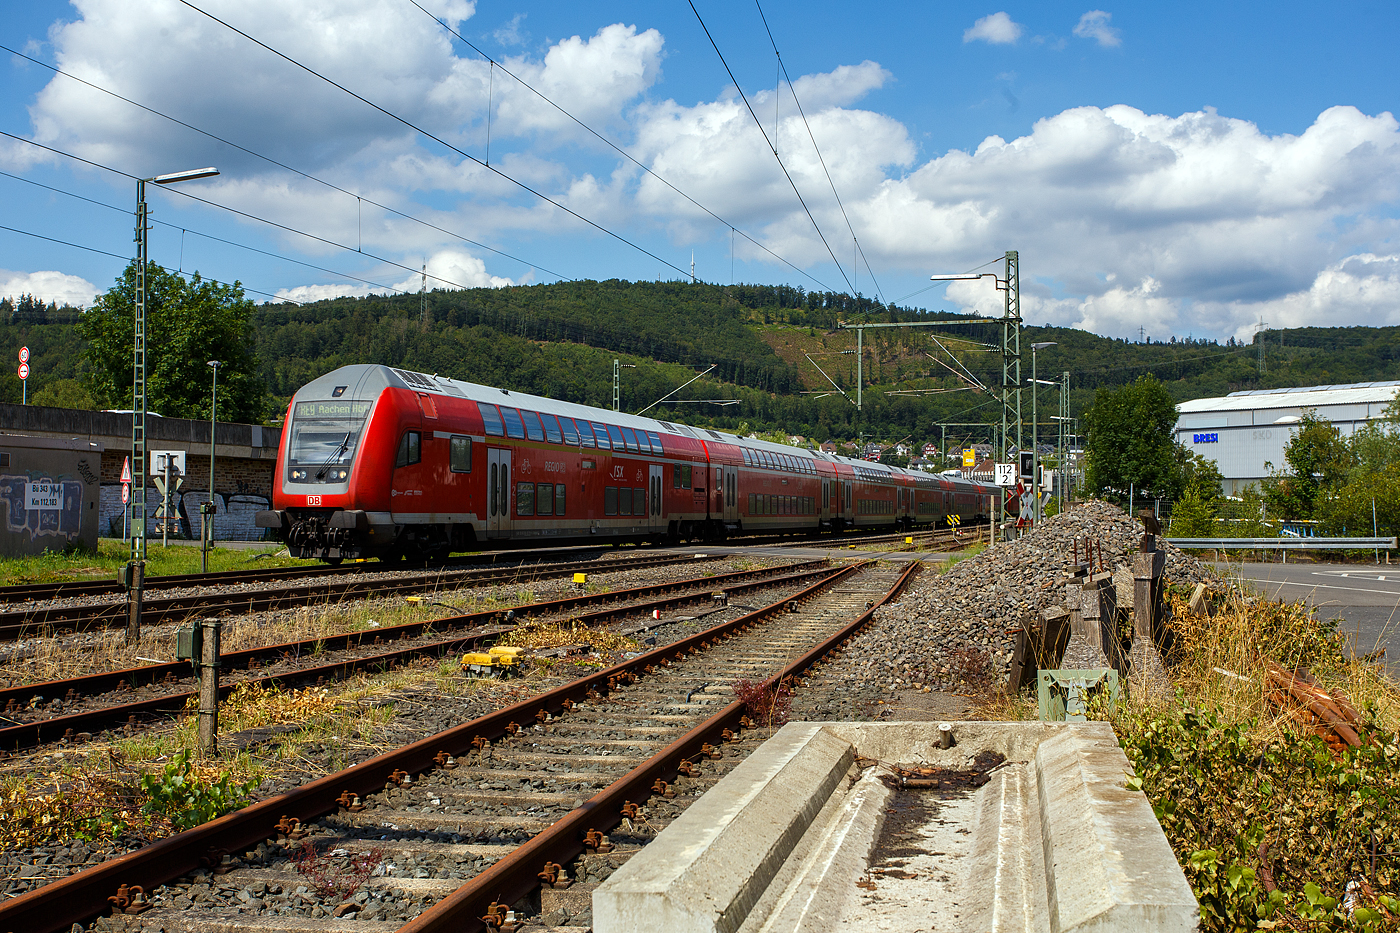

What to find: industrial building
left=1174, top=380, right=1400, bottom=494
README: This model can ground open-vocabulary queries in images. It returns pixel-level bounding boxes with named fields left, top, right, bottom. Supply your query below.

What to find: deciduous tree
left=79, top=261, right=266, bottom=422
left=1083, top=375, right=1182, bottom=502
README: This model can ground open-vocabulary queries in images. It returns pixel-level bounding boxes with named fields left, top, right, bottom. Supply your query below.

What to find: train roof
left=301, top=364, right=991, bottom=490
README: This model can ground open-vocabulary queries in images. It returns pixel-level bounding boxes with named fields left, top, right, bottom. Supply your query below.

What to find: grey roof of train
left=307, top=364, right=959, bottom=486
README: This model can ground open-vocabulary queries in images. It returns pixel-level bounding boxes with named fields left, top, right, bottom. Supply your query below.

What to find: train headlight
left=337, top=470, right=348, bottom=480
left=291, top=469, right=307, bottom=481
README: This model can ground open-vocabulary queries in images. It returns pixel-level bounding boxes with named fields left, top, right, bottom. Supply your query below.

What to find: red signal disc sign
left=17, top=362, right=29, bottom=380
left=121, top=483, right=130, bottom=504
left=18, top=346, right=29, bottom=364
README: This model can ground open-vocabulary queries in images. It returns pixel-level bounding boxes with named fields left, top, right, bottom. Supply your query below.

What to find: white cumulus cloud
left=0, top=270, right=99, bottom=308
left=1073, top=10, right=1122, bottom=47
left=964, top=12, right=1024, bottom=45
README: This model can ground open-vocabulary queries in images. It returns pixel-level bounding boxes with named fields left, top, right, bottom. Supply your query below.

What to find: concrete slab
left=594, top=721, right=1198, bottom=933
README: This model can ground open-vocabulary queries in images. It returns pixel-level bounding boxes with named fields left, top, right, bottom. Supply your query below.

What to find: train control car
left=257, top=364, right=1000, bottom=562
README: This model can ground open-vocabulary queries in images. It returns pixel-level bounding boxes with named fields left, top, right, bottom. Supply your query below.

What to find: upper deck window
left=500, top=407, right=526, bottom=439
left=540, top=413, right=563, bottom=444
left=521, top=410, right=545, bottom=442
left=477, top=402, right=504, bottom=436
left=557, top=416, right=580, bottom=446
left=647, top=431, right=663, bottom=453
left=589, top=422, right=611, bottom=451
left=606, top=424, right=626, bottom=451
left=620, top=427, right=640, bottom=453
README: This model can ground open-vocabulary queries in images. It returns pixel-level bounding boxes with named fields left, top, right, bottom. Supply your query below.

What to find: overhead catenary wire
left=752, top=0, right=886, bottom=305
left=0, top=43, right=563, bottom=282
left=0, top=131, right=512, bottom=297
left=687, top=0, right=856, bottom=295
left=407, top=0, right=840, bottom=295
left=0, top=222, right=300, bottom=305
left=0, top=168, right=412, bottom=297
left=172, top=0, right=694, bottom=282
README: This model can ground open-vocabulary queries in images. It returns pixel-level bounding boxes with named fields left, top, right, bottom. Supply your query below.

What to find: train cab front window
left=287, top=398, right=370, bottom=483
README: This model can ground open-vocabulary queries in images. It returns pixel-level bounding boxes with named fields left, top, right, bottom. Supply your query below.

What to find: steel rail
left=0, top=552, right=717, bottom=637
left=0, top=562, right=867, bottom=933
left=0, top=561, right=833, bottom=751
left=399, top=559, right=921, bottom=933
left=0, top=544, right=617, bottom=604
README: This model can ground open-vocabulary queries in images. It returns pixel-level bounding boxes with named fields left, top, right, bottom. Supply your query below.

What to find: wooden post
left=125, top=561, right=144, bottom=645
left=198, top=619, right=221, bottom=755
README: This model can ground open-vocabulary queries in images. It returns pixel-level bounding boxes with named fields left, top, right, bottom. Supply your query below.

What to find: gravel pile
left=825, top=501, right=1214, bottom=695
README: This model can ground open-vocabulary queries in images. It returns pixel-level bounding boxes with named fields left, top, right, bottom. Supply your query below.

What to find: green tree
left=1167, top=485, right=1216, bottom=537
left=79, top=261, right=266, bottom=422
left=1083, top=375, right=1182, bottom=501
left=1264, top=410, right=1354, bottom=520
left=31, top=378, right=96, bottom=410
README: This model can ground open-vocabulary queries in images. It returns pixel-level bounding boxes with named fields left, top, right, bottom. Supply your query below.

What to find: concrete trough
left=593, top=721, right=1198, bottom=933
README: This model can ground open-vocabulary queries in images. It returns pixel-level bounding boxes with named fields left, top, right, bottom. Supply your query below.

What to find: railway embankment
left=795, top=500, right=1400, bottom=931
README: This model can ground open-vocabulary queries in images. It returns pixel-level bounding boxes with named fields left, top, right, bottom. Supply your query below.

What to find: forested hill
left=6, top=278, right=1400, bottom=441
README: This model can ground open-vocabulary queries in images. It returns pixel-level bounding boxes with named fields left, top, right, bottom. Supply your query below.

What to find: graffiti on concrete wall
left=0, top=474, right=84, bottom=542
left=99, top=486, right=273, bottom=542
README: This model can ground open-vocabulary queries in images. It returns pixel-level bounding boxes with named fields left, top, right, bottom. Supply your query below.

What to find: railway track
left=0, top=551, right=718, bottom=639
left=0, top=559, right=835, bottom=753
left=0, top=560, right=917, bottom=933
left=0, top=545, right=620, bottom=605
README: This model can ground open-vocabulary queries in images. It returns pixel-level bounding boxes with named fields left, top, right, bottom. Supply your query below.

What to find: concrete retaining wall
left=594, top=721, right=1198, bottom=933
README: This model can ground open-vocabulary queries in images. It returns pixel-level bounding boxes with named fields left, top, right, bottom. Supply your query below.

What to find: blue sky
left=2, top=1, right=1397, bottom=342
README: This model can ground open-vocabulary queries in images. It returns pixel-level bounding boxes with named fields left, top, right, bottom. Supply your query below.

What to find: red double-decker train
left=256, top=364, right=1000, bottom=562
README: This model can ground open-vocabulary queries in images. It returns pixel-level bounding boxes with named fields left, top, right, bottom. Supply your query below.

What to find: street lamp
left=202, top=360, right=222, bottom=572
left=127, top=166, right=219, bottom=644
left=1029, top=342, right=1056, bottom=527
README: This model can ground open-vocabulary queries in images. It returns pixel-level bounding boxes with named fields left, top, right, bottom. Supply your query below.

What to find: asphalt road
left=1218, top=560, right=1400, bottom=676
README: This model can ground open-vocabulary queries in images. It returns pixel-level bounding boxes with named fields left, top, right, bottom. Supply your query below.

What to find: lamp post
left=127, top=166, right=219, bottom=645
left=1029, top=342, right=1056, bottom=527
left=202, top=360, right=222, bottom=573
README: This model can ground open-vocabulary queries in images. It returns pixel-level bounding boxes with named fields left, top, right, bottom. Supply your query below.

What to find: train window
left=620, top=427, right=640, bottom=453
left=450, top=436, right=472, bottom=472
left=683, top=464, right=693, bottom=488
left=521, top=411, right=545, bottom=442
left=501, top=407, right=526, bottom=439
left=395, top=431, right=421, bottom=467
left=589, top=422, right=611, bottom=450
left=540, top=414, right=563, bottom=444
left=536, top=483, right=553, bottom=516
left=606, top=424, right=626, bottom=451
left=577, top=420, right=598, bottom=448
left=617, top=487, right=631, bottom=516
left=647, top=431, right=663, bottom=452
left=555, top=483, right=566, bottom=515
left=478, top=402, right=504, bottom=436
left=635, top=487, right=646, bottom=515
left=604, top=486, right=618, bottom=515
left=741, top=449, right=751, bottom=465
left=557, top=416, right=579, bottom=446
left=516, top=481, right=535, bottom=516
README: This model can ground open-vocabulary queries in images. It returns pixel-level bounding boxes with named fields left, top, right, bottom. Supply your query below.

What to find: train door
left=648, top=464, right=665, bottom=533
left=486, top=448, right=512, bottom=538
left=843, top=480, right=853, bottom=524
left=722, top=465, right=738, bottom=524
